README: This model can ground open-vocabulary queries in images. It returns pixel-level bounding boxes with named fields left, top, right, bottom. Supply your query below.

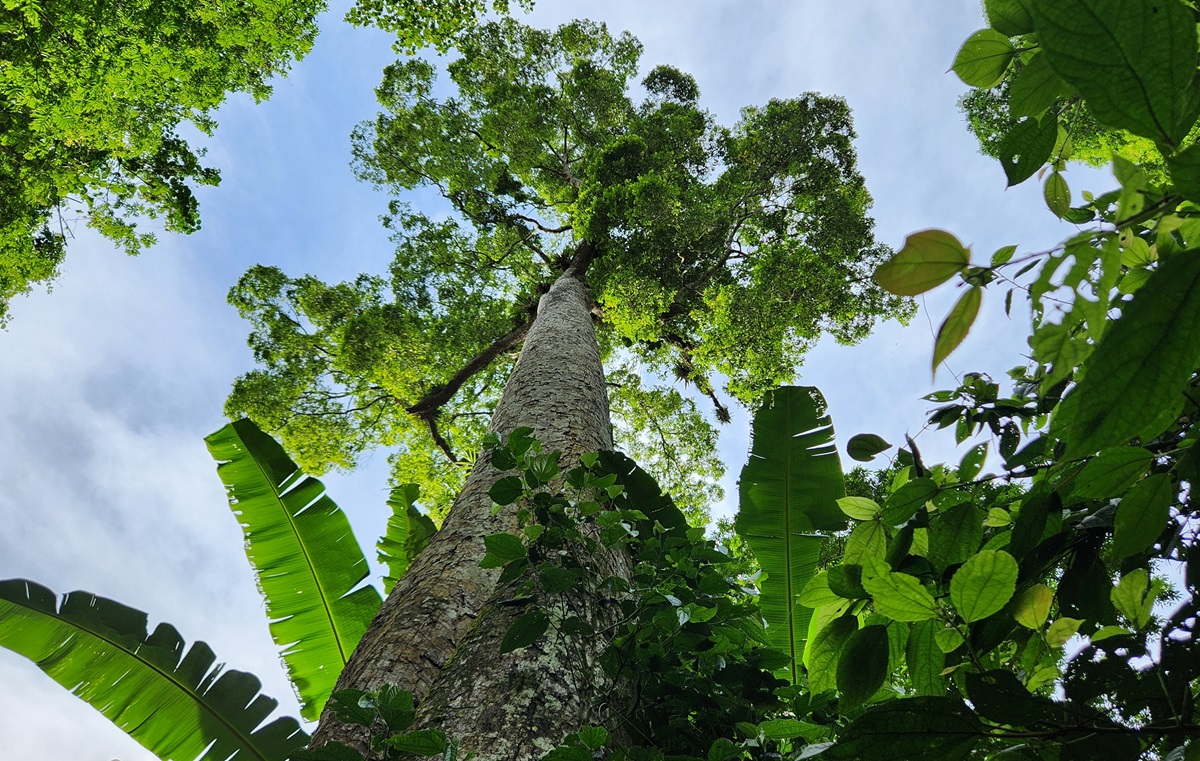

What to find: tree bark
left=312, top=245, right=625, bottom=758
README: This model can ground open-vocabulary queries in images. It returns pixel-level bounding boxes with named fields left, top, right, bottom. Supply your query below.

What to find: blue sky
left=0, top=3, right=1112, bottom=758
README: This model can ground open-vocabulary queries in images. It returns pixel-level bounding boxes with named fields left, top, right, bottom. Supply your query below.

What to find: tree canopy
left=0, top=0, right=323, bottom=324
left=225, top=18, right=907, bottom=519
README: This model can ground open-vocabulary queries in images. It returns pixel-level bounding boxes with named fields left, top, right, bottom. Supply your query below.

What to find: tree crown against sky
left=0, top=0, right=324, bottom=325
left=225, top=18, right=911, bottom=519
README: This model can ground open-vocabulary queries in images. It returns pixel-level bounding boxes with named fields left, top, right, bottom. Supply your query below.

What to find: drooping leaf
left=874, top=230, right=970, bottom=296
left=998, top=115, right=1058, bottom=186
left=836, top=625, right=890, bottom=708
left=1031, top=0, right=1200, bottom=148
left=1052, top=251, right=1200, bottom=457
left=952, top=29, right=1016, bottom=88
left=0, top=579, right=308, bottom=761
left=950, top=551, right=1019, bottom=622
left=1012, top=584, right=1053, bottom=630
left=932, top=286, right=982, bottom=373
left=205, top=418, right=382, bottom=721
left=847, top=433, right=892, bottom=462
left=736, top=386, right=846, bottom=683
left=1112, top=473, right=1174, bottom=560
left=906, top=620, right=946, bottom=696
left=1010, top=53, right=1071, bottom=119
left=1044, top=171, right=1071, bottom=218
left=378, top=484, right=439, bottom=594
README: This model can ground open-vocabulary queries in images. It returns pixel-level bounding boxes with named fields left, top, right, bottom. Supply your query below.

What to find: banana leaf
left=735, top=386, right=847, bottom=683
left=0, top=578, right=307, bottom=761
left=377, top=484, right=438, bottom=594
left=206, top=419, right=382, bottom=721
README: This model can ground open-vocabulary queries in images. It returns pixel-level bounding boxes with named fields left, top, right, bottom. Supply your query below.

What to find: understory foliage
left=0, top=0, right=323, bottom=324
left=225, top=17, right=906, bottom=522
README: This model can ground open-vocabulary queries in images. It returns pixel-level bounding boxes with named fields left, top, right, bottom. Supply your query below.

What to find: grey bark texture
left=312, top=251, right=628, bottom=759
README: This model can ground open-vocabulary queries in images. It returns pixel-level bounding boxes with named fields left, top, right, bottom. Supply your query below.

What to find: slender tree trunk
left=313, top=246, right=627, bottom=758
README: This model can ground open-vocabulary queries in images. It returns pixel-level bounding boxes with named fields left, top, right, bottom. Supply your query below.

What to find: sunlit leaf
left=949, top=551, right=1018, bottom=622
left=874, top=229, right=970, bottom=296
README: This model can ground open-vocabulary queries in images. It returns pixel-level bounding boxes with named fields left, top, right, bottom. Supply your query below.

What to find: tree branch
left=406, top=316, right=535, bottom=418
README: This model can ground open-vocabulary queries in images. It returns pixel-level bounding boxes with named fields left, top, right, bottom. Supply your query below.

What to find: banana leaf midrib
left=15, top=592, right=274, bottom=761
left=243, top=442, right=352, bottom=665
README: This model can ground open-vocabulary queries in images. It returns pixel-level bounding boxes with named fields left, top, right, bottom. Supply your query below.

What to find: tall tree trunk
left=313, top=246, right=626, bottom=758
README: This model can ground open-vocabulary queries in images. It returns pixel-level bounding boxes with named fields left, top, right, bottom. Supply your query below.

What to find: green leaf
left=844, top=521, right=887, bottom=565
left=1073, top=447, right=1153, bottom=499
left=984, top=508, right=1011, bottom=527
left=488, top=476, right=525, bottom=505
left=906, top=620, right=946, bottom=696
left=985, top=0, right=1034, bottom=35
left=205, top=419, right=382, bottom=721
left=500, top=610, right=550, bottom=653
left=935, top=627, right=965, bottom=653
left=825, top=697, right=983, bottom=761
left=928, top=503, right=984, bottom=571
left=863, top=571, right=939, bottom=621
left=949, top=551, right=1019, bottom=622
left=828, top=564, right=869, bottom=600
left=0, top=579, right=307, bottom=761
left=481, top=533, right=527, bottom=568
left=378, top=485, right=438, bottom=594
left=1044, top=171, right=1071, bottom=218
left=577, top=726, right=609, bottom=750
left=1112, top=473, right=1174, bottom=560
left=874, top=229, right=971, bottom=296
left=952, top=29, right=1016, bottom=88
left=991, top=245, right=1018, bottom=267
left=1031, top=0, right=1200, bottom=147
left=957, top=442, right=988, bottom=482
left=1111, top=568, right=1164, bottom=629
left=1013, top=583, right=1053, bottom=629
left=1046, top=616, right=1084, bottom=647
left=838, top=496, right=881, bottom=521
left=881, top=477, right=937, bottom=526
left=386, top=729, right=447, bottom=755
left=1090, top=625, right=1134, bottom=642
left=736, top=386, right=846, bottom=683
left=758, top=718, right=819, bottom=740
left=1166, top=141, right=1200, bottom=203
left=837, top=625, right=890, bottom=708
left=998, top=115, right=1058, bottom=186
left=847, top=433, right=891, bottom=462
left=932, top=287, right=983, bottom=373
left=807, top=616, right=858, bottom=693
left=1010, top=53, right=1071, bottom=119
left=798, top=571, right=842, bottom=609
left=1052, top=251, right=1200, bottom=457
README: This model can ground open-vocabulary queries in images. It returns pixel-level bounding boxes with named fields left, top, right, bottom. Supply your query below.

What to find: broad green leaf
left=736, top=386, right=846, bottom=683
left=825, top=697, right=983, bottom=761
left=991, top=244, right=1018, bottom=267
left=1046, top=616, right=1084, bottom=647
left=1112, top=473, right=1174, bottom=560
left=1111, top=568, right=1164, bottom=629
left=837, top=625, right=890, bottom=708
left=577, top=726, right=609, bottom=750
left=881, top=477, right=937, bottom=526
left=957, top=442, right=988, bottom=482
left=847, top=433, right=891, bottom=462
left=952, top=29, right=1016, bottom=88
left=998, top=115, right=1058, bottom=186
left=378, top=485, right=438, bottom=594
left=929, top=503, right=984, bottom=571
left=874, top=229, right=970, bottom=296
left=949, top=551, right=1018, bottom=622
left=0, top=579, right=307, bottom=761
left=488, top=476, right=525, bottom=505
left=481, top=533, right=527, bottom=568
left=807, top=616, right=858, bottom=693
left=1091, top=625, right=1134, bottom=642
left=758, top=718, right=819, bottom=740
left=205, top=419, right=381, bottom=721
left=906, top=620, right=946, bottom=696
left=798, top=571, right=842, bottom=609
left=838, top=496, right=881, bottom=521
left=985, top=0, right=1034, bottom=35
left=1166, top=141, right=1200, bottom=203
left=932, top=287, right=982, bottom=373
left=1044, top=171, right=1071, bottom=218
left=1031, top=0, right=1200, bottom=147
left=1010, top=53, right=1071, bottom=119
left=984, top=508, right=1011, bottom=527
left=828, top=564, right=869, bottom=600
left=386, top=729, right=447, bottom=755
left=935, top=627, right=965, bottom=653
left=1052, top=251, right=1200, bottom=457
left=500, top=610, right=550, bottom=653
left=1012, top=583, right=1053, bottom=629
left=1073, top=447, right=1153, bottom=499
left=844, top=521, right=887, bottom=565
left=863, top=571, right=939, bottom=621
